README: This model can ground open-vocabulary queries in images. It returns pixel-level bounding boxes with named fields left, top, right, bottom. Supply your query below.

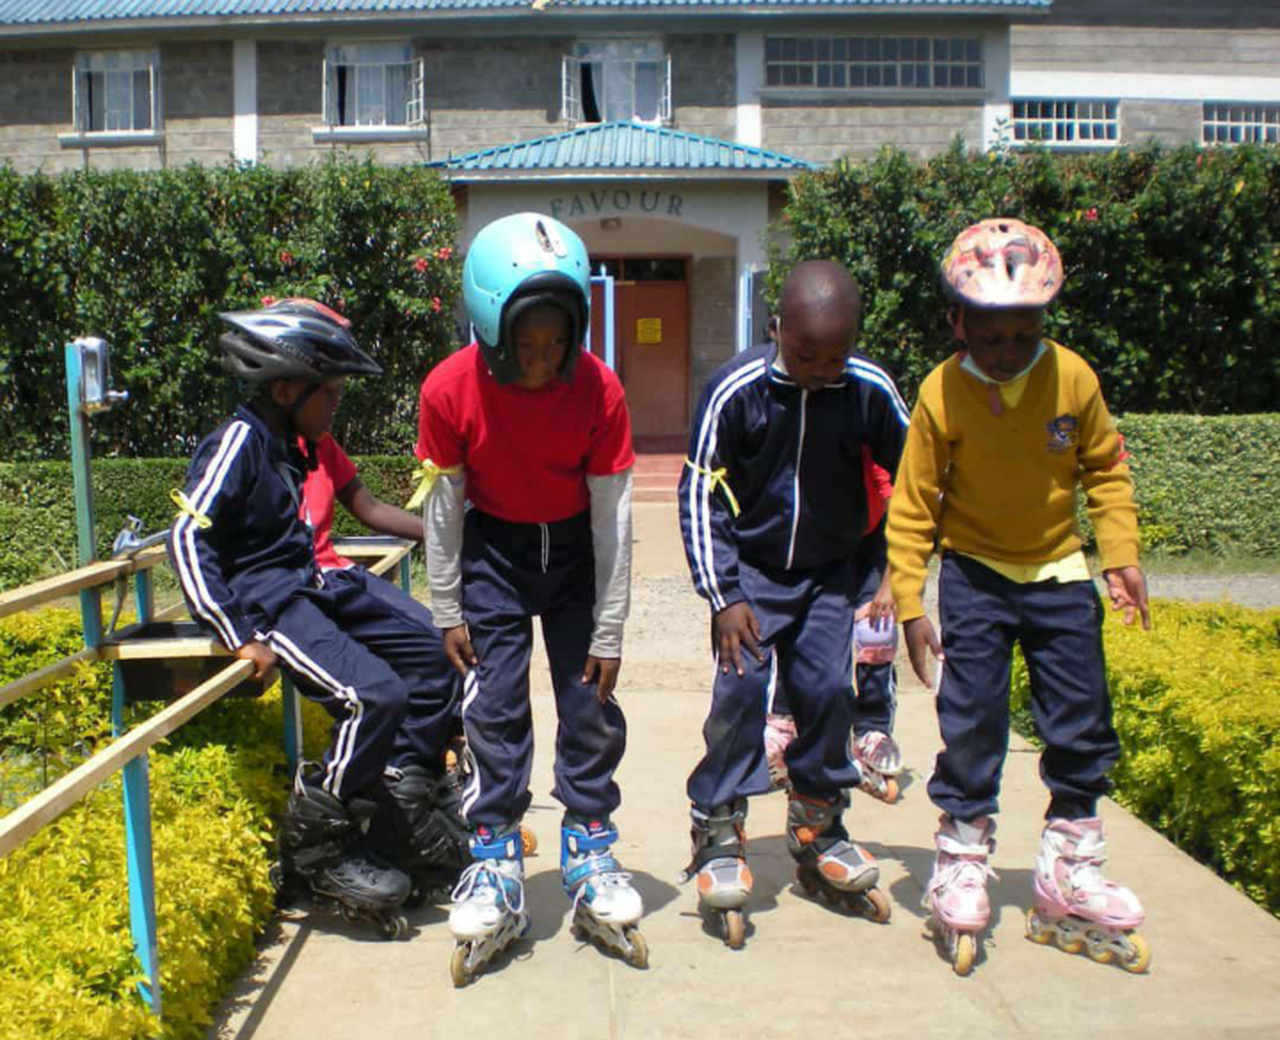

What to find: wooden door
left=617, top=281, right=689, bottom=441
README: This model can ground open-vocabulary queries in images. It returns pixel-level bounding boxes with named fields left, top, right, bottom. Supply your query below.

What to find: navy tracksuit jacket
left=168, top=405, right=456, bottom=801
left=678, top=344, right=909, bottom=808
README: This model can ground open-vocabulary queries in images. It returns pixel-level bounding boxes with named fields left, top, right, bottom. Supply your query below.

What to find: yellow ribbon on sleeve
left=170, top=488, right=212, bottom=529
left=683, top=459, right=741, bottom=517
left=406, top=459, right=463, bottom=511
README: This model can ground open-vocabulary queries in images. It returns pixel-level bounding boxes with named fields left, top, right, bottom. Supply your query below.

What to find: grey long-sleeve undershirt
left=423, top=468, right=633, bottom=659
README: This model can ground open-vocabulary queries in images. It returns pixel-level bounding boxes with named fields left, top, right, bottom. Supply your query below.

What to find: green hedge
left=1012, top=600, right=1280, bottom=916
left=0, top=607, right=332, bottom=1040
left=0, top=156, right=460, bottom=461
left=770, top=141, right=1280, bottom=415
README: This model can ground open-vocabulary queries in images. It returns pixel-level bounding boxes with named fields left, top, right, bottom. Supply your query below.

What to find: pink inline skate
left=1026, top=817, right=1150, bottom=973
left=763, top=713, right=798, bottom=791
left=924, top=814, right=997, bottom=975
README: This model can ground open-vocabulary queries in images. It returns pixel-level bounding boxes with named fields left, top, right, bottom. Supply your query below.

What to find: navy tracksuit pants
left=929, top=553, right=1120, bottom=823
left=765, top=533, right=896, bottom=735
left=264, top=567, right=458, bottom=801
left=688, top=556, right=864, bottom=810
left=458, top=508, right=626, bottom=830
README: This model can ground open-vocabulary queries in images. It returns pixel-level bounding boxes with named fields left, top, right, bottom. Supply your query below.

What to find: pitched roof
left=428, top=120, right=819, bottom=178
left=0, top=0, right=1052, bottom=27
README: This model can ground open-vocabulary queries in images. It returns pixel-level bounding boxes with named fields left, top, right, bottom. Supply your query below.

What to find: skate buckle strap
left=563, top=825, right=619, bottom=855
left=471, top=830, right=522, bottom=861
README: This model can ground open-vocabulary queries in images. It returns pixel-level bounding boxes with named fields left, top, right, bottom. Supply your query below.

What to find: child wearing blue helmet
left=416, top=213, right=643, bottom=985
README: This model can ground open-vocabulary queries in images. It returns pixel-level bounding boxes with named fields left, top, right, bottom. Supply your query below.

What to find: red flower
left=414, top=256, right=429, bottom=274
left=261, top=295, right=277, bottom=307
left=436, top=246, right=454, bottom=261
left=278, top=249, right=294, bottom=266
left=1084, top=207, right=1099, bottom=223
left=431, top=296, right=443, bottom=313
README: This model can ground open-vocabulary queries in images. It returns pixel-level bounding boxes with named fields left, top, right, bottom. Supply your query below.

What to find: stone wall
left=763, top=99, right=983, bottom=162
left=669, top=33, right=735, bottom=140
left=0, top=47, right=78, bottom=173
left=690, top=256, right=736, bottom=403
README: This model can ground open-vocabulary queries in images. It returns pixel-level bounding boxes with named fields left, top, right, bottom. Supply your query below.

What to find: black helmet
left=218, top=304, right=382, bottom=385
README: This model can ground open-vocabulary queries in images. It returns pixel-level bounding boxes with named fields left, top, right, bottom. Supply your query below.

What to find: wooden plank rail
left=333, top=537, right=414, bottom=579
left=0, top=546, right=168, bottom=621
left=0, top=658, right=255, bottom=858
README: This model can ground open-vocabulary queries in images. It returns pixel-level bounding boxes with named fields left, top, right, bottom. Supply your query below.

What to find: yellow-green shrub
left=1012, top=599, right=1280, bottom=915
left=1, top=607, right=334, bottom=1040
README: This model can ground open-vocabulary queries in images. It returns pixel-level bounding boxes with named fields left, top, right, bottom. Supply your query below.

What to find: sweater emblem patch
left=1045, top=414, right=1079, bottom=453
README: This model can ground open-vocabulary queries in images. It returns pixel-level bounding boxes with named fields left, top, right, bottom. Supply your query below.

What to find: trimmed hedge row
left=1012, top=600, right=1280, bottom=916
left=770, top=141, right=1280, bottom=415
left=0, top=607, right=332, bottom=1040
left=0, top=157, right=460, bottom=461
left=2, top=411, right=1276, bottom=592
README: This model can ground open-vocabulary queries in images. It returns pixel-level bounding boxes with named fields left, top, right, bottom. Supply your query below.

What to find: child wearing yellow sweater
left=887, top=219, right=1152, bottom=976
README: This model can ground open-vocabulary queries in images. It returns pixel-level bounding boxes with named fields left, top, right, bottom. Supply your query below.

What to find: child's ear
left=767, top=315, right=780, bottom=342
left=946, top=305, right=966, bottom=343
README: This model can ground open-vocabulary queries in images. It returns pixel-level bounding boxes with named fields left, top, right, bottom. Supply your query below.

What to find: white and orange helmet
left=941, top=218, right=1063, bottom=310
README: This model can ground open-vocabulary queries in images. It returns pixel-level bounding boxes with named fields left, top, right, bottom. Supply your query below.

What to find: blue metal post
left=281, top=674, right=301, bottom=777
left=134, top=569, right=154, bottom=625
left=399, top=552, right=412, bottom=594
left=66, top=341, right=162, bottom=1016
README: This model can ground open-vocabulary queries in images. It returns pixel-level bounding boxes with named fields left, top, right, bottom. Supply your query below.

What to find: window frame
left=314, top=40, right=428, bottom=142
left=1010, top=98, right=1121, bottom=149
left=561, top=38, right=672, bottom=125
left=1202, top=102, right=1280, bottom=146
left=762, top=34, right=985, bottom=96
left=60, top=48, right=162, bottom=148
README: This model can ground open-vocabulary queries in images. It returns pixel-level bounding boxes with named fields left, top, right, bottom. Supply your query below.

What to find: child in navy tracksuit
left=417, top=213, right=643, bottom=981
left=169, top=299, right=460, bottom=922
left=677, top=260, right=909, bottom=943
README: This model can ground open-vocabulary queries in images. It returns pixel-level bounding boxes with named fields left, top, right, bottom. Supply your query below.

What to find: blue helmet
left=463, top=212, right=590, bottom=385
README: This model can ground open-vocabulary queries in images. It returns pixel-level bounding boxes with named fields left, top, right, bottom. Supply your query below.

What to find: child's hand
left=713, top=602, right=764, bottom=677
left=1103, top=566, right=1151, bottom=630
left=903, top=616, right=944, bottom=688
left=866, top=575, right=896, bottom=628
left=583, top=655, right=621, bottom=703
left=443, top=624, right=478, bottom=678
left=235, top=640, right=277, bottom=680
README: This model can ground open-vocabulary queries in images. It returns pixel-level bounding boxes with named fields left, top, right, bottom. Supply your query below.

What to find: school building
left=1, top=0, right=1276, bottom=444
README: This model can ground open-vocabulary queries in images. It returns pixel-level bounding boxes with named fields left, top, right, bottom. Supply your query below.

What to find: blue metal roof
left=428, top=120, right=818, bottom=175
left=0, top=0, right=1051, bottom=26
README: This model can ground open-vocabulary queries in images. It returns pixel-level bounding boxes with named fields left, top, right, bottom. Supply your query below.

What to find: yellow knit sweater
left=887, top=341, right=1140, bottom=621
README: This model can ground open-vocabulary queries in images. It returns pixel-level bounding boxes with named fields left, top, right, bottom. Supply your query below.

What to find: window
left=1203, top=103, right=1279, bottom=145
left=764, top=36, right=983, bottom=91
left=323, top=43, right=425, bottom=128
left=73, top=50, right=158, bottom=133
left=1012, top=99, right=1119, bottom=147
left=562, top=40, right=671, bottom=124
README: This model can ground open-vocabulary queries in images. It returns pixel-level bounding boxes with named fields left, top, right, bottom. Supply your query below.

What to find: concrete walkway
left=210, top=504, right=1280, bottom=1040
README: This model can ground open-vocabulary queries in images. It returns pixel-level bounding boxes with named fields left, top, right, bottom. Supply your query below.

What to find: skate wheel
left=449, top=944, right=471, bottom=988
left=379, top=913, right=409, bottom=940
left=882, top=777, right=900, bottom=804
left=570, top=923, right=587, bottom=944
left=796, top=865, right=820, bottom=897
left=1056, top=933, right=1085, bottom=956
left=952, top=933, right=976, bottom=977
left=268, top=863, right=296, bottom=907
left=1025, top=908, right=1052, bottom=945
left=722, top=910, right=746, bottom=950
left=1121, top=932, right=1151, bottom=974
left=1086, top=939, right=1114, bottom=965
left=520, top=827, right=538, bottom=856
left=859, top=886, right=892, bottom=924
left=623, top=925, right=649, bottom=969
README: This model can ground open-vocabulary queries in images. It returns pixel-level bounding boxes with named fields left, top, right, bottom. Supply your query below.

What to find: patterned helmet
left=463, top=212, right=590, bottom=385
left=218, top=303, right=381, bottom=385
left=941, top=218, right=1063, bottom=310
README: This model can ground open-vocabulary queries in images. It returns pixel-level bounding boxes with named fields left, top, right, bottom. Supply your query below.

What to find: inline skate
left=787, top=791, right=890, bottom=922
left=448, top=825, right=530, bottom=986
left=924, top=814, right=996, bottom=975
left=682, top=800, right=752, bottom=948
left=1026, top=817, right=1150, bottom=973
left=272, top=768, right=411, bottom=939
left=373, top=762, right=471, bottom=906
left=764, top=713, right=798, bottom=791
left=561, top=814, right=647, bottom=967
left=850, top=730, right=902, bottom=804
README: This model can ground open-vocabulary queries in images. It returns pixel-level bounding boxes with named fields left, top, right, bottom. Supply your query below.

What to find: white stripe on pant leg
left=764, top=649, right=778, bottom=714
left=459, top=670, right=482, bottom=822
left=267, top=629, right=365, bottom=799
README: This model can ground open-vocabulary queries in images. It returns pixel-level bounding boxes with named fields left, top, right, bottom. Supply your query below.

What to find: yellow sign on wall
left=636, top=318, right=663, bottom=344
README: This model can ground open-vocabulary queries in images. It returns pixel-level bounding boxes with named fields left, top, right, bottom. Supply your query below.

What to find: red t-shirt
left=301, top=433, right=358, bottom=570
left=861, top=445, right=894, bottom=533
left=416, top=344, right=635, bottom=524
